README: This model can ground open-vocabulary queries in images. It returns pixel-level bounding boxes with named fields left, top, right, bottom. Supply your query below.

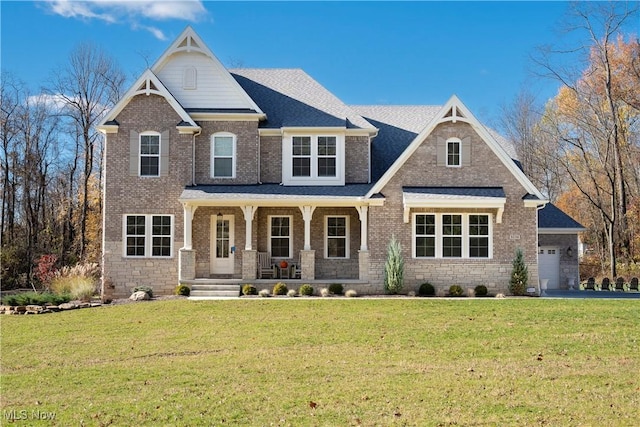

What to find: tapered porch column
left=299, top=206, right=316, bottom=250
left=241, top=205, right=258, bottom=250
left=182, top=203, right=198, bottom=250
left=356, top=205, right=369, bottom=251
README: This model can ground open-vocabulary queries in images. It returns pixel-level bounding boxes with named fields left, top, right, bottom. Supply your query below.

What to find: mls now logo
left=3, top=409, right=56, bottom=421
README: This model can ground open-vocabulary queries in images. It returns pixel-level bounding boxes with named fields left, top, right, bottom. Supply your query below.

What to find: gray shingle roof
left=538, top=203, right=585, bottom=230
left=180, top=183, right=374, bottom=201
left=230, top=69, right=375, bottom=130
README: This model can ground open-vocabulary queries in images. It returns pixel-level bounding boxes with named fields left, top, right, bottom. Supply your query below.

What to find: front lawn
left=1, top=299, right=638, bottom=425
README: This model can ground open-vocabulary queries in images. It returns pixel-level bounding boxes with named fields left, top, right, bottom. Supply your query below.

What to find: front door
left=211, top=215, right=234, bottom=275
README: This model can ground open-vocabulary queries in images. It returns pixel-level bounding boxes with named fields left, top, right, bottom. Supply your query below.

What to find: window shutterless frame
left=123, top=214, right=174, bottom=258
left=211, top=132, right=236, bottom=178
left=412, top=213, right=492, bottom=259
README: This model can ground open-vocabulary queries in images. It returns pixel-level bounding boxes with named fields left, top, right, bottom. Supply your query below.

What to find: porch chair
left=614, top=277, right=626, bottom=291
left=258, top=252, right=276, bottom=279
left=290, top=253, right=302, bottom=279
left=600, top=277, right=611, bottom=291
left=583, top=277, right=596, bottom=290
left=630, top=277, right=639, bottom=291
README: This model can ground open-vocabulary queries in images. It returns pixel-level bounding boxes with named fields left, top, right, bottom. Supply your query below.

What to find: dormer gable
left=151, top=26, right=264, bottom=116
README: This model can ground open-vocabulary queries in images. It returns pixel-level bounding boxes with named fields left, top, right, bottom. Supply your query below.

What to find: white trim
left=268, top=215, right=293, bottom=259
left=366, top=95, right=545, bottom=200
left=402, top=191, right=506, bottom=223
left=151, top=26, right=264, bottom=116
left=538, top=228, right=586, bottom=234
left=122, top=214, right=174, bottom=258
left=189, top=112, right=265, bottom=121
left=210, top=132, right=237, bottom=179
left=411, top=213, right=493, bottom=259
left=446, top=137, right=462, bottom=167
left=282, top=132, right=345, bottom=185
left=325, top=215, right=350, bottom=259
left=98, top=69, right=200, bottom=132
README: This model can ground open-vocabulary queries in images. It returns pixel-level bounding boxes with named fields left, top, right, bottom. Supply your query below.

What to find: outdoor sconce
left=567, top=246, right=573, bottom=258
left=217, top=212, right=223, bottom=218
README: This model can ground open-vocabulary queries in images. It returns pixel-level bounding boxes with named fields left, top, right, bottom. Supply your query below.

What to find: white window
left=269, top=216, right=292, bottom=258
left=211, top=133, right=236, bottom=178
left=283, top=134, right=344, bottom=185
left=140, top=132, right=160, bottom=176
left=325, top=216, right=349, bottom=259
left=413, top=213, right=492, bottom=259
left=446, top=138, right=461, bottom=167
left=124, top=215, right=173, bottom=258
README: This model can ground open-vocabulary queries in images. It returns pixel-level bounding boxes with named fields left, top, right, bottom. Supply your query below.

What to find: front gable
left=366, top=96, right=546, bottom=203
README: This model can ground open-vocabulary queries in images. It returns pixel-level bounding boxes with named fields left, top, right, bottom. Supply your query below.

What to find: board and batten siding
left=156, top=52, right=253, bottom=110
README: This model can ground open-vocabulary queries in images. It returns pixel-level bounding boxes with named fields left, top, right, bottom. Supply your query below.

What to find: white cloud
left=43, top=0, right=208, bottom=40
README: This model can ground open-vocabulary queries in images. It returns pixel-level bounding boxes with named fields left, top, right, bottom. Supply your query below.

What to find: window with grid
left=442, top=214, right=462, bottom=257
left=124, top=215, right=172, bottom=257
left=317, top=136, right=337, bottom=177
left=415, top=214, right=436, bottom=258
left=292, top=136, right=311, bottom=177
left=469, top=215, right=489, bottom=258
left=447, top=140, right=461, bottom=166
left=326, top=216, right=348, bottom=258
left=140, top=134, right=160, bottom=176
left=211, top=133, right=235, bottom=178
left=270, top=216, right=291, bottom=258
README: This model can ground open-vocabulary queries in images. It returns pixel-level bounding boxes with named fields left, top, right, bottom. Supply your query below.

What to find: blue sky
left=0, top=1, right=600, bottom=124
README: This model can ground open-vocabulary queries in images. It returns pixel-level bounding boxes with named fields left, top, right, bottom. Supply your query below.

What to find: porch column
left=182, top=203, right=198, bottom=250
left=299, top=205, right=316, bottom=250
left=241, top=205, right=258, bottom=250
left=356, top=205, right=369, bottom=251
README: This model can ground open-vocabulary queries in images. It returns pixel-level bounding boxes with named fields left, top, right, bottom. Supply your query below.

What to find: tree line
left=1, top=43, right=125, bottom=289
left=501, top=2, right=639, bottom=278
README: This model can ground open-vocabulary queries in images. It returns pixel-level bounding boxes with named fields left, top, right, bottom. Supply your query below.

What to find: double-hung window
left=124, top=214, right=173, bottom=257
left=211, top=133, right=236, bottom=178
left=325, top=216, right=349, bottom=258
left=285, top=134, right=343, bottom=185
left=413, top=213, right=491, bottom=258
left=447, top=138, right=461, bottom=167
left=269, top=216, right=292, bottom=258
left=140, top=133, right=160, bottom=176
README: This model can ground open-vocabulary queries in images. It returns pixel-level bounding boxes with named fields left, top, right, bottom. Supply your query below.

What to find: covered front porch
left=177, top=184, right=381, bottom=285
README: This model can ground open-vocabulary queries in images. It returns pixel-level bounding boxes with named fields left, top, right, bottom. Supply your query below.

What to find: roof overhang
left=188, top=112, right=266, bottom=122
left=259, top=127, right=378, bottom=137
left=538, top=227, right=587, bottom=234
left=402, top=187, right=506, bottom=223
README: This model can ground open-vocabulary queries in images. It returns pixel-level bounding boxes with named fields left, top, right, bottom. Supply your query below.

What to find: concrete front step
left=190, top=284, right=240, bottom=298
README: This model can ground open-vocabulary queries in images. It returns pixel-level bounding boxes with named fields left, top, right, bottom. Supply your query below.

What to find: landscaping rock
left=129, top=291, right=150, bottom=301
left=59, top=302, right=78, bottom=310
left=26, top=305, right=45, bottom=314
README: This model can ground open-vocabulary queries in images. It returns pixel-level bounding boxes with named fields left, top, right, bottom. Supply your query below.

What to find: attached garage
left=538, top=204, right=586, bottom=290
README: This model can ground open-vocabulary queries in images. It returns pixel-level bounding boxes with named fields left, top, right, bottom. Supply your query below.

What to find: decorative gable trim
left=152, top=26, right=264, bottom=116
left=97, top=70, right=200, bottom=134
left=365, top=95, right=546, bottom=202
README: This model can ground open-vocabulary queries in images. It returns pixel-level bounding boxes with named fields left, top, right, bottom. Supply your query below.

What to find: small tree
left=509, top=248, right=528, bottom=296
left=384, top=235, right=404, bottom=294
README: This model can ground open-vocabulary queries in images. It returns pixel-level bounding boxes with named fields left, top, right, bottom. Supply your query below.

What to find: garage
left=538, top=247, right=560, bottom=289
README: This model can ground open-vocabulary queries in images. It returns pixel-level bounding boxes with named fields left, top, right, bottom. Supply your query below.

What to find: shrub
left=474, top=285, right=488, bottom=297
left=328, top=283, right=344, bottom=295
left=448, top=285, right=464, bottom=297
left=418, top=282, right=435, bottom=296
left=175, top=284, right=191, bottom=296
left=132, top=285, right=154, bottom=298
left=35, top=254, right=58, bottom=289
left=50, top=262, right=100, bottom=300
left=273, top=282, right=288, bottom=295
left=299, top=284, right=313, bottom=296
left=242, top=284, right=257, bottom=296
left=287, top=289, right=297, bottom=297
left=1, top=292, right=71, bottom=306
left=69, top=279, right=96, bottom=301
left=509, top=248, right=528, bottom=296
left=345, top=289, right=358, bottom=297
left=384, top=235, right=404, bottom=294
left=320, top=288, right=330, bottom=297
left=259, top=289, right=270, bottom=297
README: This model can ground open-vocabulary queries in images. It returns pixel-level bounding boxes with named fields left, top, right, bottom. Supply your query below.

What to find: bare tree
left=47, top=42, right=125, bottom=260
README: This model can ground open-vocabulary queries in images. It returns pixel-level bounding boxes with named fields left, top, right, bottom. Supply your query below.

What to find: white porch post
left=182, top=203, right=198, bottom=250
left=356, top=205, right=369, bottom=251
left=299, top=206, right=316, bottom=250
left=241, top=205, right=258, bottom=250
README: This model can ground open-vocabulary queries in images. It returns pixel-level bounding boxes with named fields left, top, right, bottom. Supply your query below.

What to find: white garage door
left=538, top=247, right=560, bottom=289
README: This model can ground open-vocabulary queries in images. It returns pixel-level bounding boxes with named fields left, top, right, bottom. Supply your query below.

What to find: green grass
left=1, top=299, right=639, bottom=426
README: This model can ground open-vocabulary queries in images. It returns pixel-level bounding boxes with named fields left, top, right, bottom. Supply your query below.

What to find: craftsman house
left=98, top=27, right=583, bottom=299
